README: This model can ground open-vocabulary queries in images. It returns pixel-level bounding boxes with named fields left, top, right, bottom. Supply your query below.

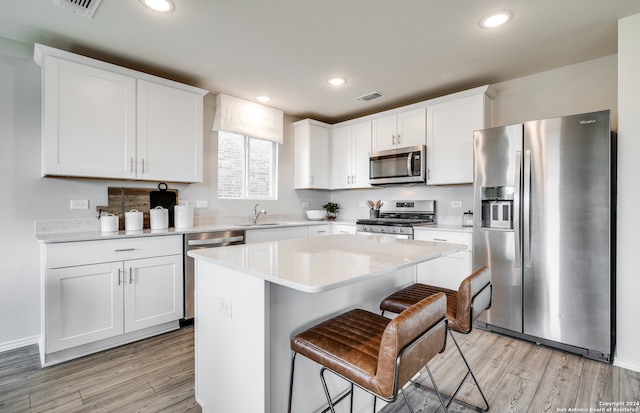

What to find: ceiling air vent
left=53, top=0, right=103, bottom=18
left=353, top=91, right=385, bottom=102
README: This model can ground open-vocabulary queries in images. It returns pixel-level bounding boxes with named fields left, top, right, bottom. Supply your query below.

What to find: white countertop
left=35, top=220, right=343, bottom=243
left=188, top=234, right=466, bottom=293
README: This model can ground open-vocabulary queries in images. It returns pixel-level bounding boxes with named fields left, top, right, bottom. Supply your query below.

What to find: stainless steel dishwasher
left=183, top=230, right=245, bottom=322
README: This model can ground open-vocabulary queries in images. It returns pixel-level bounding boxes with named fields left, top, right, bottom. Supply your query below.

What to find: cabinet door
left=245, top=226, right=309, bottom=243
left=427, top=94, right=485, bottom=185
left=351, top=120, right=372, bottom=188
left=417, top=252, right=471, bottom=290
left=397, top=108, right=426, bottom=148
left=46, top=262, right=124, bottom=352
left=124, top=255, right=184, bottom=333
left=371, top=114, right=397, bottom=151
left=294, top=122, right=329, bottom=189
left=136, top=80, right=204, bottom=183
left=330, top=125, right=352, bottom=189
left=42, top=56, right=136, bottom=179
left=308, top=124, right=329, bottom=188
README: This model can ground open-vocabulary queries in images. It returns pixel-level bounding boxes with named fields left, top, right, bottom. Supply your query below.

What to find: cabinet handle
left=141, top=159, right=145, bottom=175
left=316, top=230, right=327, bottom=234
left=129, top=267, right=134, bottom=284
left=130, top=158, right=134, bottom=175
left=347, top=176, right=351, bottom=185
left=433, top=238, right=448, bottom=242
left=118, top=268, right=123, bottom=286
left=397, top=133, right=401, bottom=144
left=310, top=175, right=314, bottom=185
left=392, top=134, right=396, bottom=145
left=115, top=248, right=135, bottom=253
left=351, top=175, right=356, bottom=184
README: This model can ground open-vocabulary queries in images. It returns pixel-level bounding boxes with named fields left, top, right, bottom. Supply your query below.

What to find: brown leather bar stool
left=379, top=266, right=492, bottom=412
left=288, top=293, right=449, bottom=413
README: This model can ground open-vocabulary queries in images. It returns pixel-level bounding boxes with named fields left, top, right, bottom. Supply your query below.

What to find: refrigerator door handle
left=514, top=151, right=522, bottom=268
left=523, top=149, right=532, bottom=268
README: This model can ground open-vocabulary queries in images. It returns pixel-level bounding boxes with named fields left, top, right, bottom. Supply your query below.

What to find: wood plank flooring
left=0, top=326, right=200, bottom=413
left=0, top=325, right=638, bottom=413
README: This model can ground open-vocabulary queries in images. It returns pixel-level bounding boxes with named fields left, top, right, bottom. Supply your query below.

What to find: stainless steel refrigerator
left=472, top=110, right=616, bottom=362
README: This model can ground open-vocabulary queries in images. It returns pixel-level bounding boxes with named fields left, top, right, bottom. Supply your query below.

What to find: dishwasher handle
left=187, top=236, right=244, bottom=247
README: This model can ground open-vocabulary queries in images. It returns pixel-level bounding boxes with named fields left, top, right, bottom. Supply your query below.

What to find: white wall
left=615, top=13, right=640, bottom=372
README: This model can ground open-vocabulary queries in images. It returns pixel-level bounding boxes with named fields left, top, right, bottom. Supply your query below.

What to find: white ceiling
left=2, top=0, right=640, bottom=123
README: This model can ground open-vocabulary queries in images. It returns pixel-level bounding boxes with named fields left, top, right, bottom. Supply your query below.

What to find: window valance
left=212, top=93, right=283, bottom=144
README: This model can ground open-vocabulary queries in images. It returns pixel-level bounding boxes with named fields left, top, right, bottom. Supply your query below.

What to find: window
left=217, top=131, right=278, bottom=199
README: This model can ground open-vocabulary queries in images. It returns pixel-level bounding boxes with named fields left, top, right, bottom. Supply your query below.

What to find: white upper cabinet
left=136, top=80, right=203, bottom=182
left=372, top=108, right=426, bottom=151
left=42, top=56, right=137, bottom=180
left=294, top=119, right=330, bottom=189
left=426, top=86, right=495, bottom=185
left=35, top=44, right=207, bottom=183
left=329, top=120, right=371, bottom=189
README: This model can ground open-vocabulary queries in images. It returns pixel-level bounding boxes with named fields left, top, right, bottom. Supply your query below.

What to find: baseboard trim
left=613, top=357, right=640, bottom=373
left=0, top=335, right=40, bottom=353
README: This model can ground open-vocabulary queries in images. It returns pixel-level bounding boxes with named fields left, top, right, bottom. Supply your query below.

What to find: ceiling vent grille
left=53, top=0, right=103, bottom=18
left=353, top=91, right=385, bottom=102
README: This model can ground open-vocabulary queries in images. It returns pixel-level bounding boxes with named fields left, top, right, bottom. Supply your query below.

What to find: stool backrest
left=455, top=266, right=492, bottom=333
left=375, top=292, right=447, bottom=399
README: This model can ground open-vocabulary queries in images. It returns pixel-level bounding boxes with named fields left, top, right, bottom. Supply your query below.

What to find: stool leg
left=288, top=352, right=297, bottom=413
left=320, top=367, right=355, bottom=413
left=448, top=331, right=489, bottom=412
left=399, top=388, right=416, bottom=413
left=424, top=365, right=448, bottom=413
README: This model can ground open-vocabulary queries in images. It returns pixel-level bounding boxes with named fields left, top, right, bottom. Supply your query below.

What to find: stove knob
left=397, top=228, right=403, bottom=234
left=380, top=227, right=385, bottom=232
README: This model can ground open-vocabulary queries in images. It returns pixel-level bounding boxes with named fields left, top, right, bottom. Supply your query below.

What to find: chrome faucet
left=252, top=203, right=267, bottom=224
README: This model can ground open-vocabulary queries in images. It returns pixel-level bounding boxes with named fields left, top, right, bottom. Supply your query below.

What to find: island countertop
left=188, top=233, right=465, bottom=293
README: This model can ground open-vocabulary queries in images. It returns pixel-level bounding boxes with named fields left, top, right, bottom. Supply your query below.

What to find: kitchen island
left=189, top=234, right=465, bottom=413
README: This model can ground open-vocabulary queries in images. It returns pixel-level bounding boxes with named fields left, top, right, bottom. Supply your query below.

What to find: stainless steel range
left=356, top=200, right=436, bottom=239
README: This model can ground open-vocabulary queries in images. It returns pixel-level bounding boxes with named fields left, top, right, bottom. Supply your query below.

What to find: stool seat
left=380, top=266, right=492, bottom=333
left=288, top=293, right=449, bottom=411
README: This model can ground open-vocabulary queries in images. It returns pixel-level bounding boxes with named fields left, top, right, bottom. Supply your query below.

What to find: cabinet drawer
left=414, top=230, right=472, bottom=251
left=308, top=225, right=331, bottom=237
left=45, top=235, right=183, bottom=269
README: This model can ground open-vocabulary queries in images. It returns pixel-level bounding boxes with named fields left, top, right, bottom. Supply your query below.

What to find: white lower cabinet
left=42, top=235, right=183, bottom=365
left=245, top=226, right=310, bottom=243
left=414, top=229, right=472, bottom=290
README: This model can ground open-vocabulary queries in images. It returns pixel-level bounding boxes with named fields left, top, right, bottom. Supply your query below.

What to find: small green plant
left=322, top=202, right=340, bottom=213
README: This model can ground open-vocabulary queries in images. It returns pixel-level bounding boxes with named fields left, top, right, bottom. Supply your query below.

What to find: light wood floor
left=1, top=326, right=638, bottom=413
left=0, top=326, right=200, bottom=413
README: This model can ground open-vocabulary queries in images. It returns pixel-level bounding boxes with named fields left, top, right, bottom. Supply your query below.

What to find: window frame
left=217, top=131, right=278, bottom=200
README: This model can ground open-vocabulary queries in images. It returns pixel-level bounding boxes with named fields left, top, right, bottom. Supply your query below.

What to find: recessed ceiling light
left=480, top=11, right=512, bottom=28
left=140, top=0, right=175, bottom=13
left=328, top=78, right=346, bottom=86
left=256, top=96, right=271, bottom=103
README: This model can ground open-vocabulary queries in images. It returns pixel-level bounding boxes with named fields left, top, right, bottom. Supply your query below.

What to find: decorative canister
left=100, top=213, right=119, bottom=232
left=125, top=209, right=144, bottom=231
left=462, top=210, right=474, bottom=227
left=150, top=206, right=169, bottom=230
left=174, top=204, right=194, bottom=229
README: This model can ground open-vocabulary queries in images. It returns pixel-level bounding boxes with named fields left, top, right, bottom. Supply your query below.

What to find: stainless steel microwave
left=369, top=145, right=426, bottom=185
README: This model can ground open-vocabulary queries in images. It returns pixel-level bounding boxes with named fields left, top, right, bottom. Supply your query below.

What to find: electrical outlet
left=359, top=201, right=366, bottom=207
left=451, top=201, right=462, bottom=208
left=70, top=200, right=89, bottom=209
left=217, top=297, right=232, bottom=318
left=196, top=200, right=208, bottom=208
left=302, top=202, right=310, bottom=208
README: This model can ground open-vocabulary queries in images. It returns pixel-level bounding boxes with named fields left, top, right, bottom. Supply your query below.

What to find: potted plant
left=322, top=202, right=340, bottom=220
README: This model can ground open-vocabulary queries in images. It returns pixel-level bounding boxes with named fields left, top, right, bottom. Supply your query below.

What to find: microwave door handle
left=407, top=153, right=413, bottom=176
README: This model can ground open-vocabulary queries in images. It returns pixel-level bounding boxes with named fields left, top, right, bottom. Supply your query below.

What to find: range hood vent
left=354, top=91, right=385, bottom=102
left=53, top=0, right=103, bottom=18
